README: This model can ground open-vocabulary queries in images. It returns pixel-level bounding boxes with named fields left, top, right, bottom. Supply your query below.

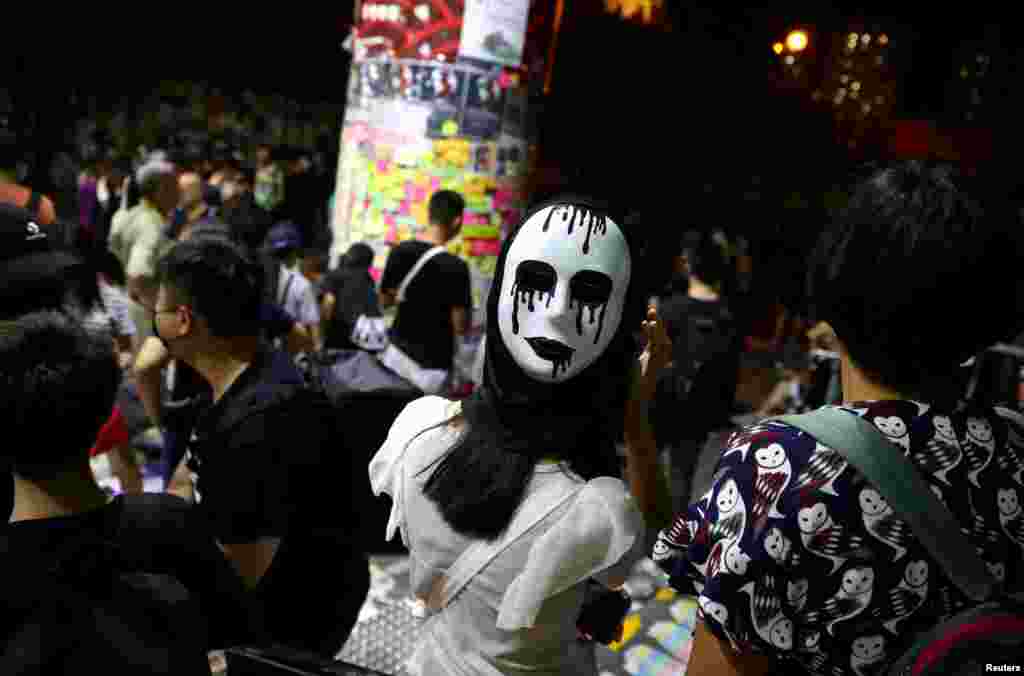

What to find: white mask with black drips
left=497, top=203, right=632, bottom=383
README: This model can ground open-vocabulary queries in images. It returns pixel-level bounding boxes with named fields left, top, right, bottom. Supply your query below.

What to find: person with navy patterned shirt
left=630, top=162, right=1024, bottom=676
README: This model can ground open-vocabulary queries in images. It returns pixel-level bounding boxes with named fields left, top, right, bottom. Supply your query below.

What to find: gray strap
left=396, top=246, right=446, bottom=303
left=438, top=484, right=583, bottom=611
left=775, top=408, right=997, bottom=602
left=279, top=269, right=296, bottom=308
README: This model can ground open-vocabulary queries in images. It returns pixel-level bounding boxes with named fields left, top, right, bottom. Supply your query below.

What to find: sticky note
left=462, top=225, right=500, bottom=239
left=469, top=239, right=502, bottom=257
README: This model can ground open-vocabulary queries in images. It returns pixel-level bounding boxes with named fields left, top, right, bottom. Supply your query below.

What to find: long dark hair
left=422, top=196, right=655, bottom=541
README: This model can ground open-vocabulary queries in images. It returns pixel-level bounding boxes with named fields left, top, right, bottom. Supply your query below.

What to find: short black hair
left=428, top=190, right=465, bottom=228
left=0, top=311, right=120, bottom=481
left=342, top=242, right=374, bottom=269
left=156, top=238, right=264, bottom=338
left=809, top=161, right=1024, bottom=399
left=684, top=230, right=727, bottom=289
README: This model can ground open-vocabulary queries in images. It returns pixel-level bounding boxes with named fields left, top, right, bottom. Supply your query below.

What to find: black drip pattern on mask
left=509, top=282, right=554, bottom=335
left=541, top=205, right=609, bottom=255
left=570, top=298, right=609, bottom=345
left=550, top=351, right=573, bottom=379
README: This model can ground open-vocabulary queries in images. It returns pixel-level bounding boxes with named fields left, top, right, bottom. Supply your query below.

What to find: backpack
left=0, top=499, right=212, bottom=675
left=774, top=408, right=1024, bottom=676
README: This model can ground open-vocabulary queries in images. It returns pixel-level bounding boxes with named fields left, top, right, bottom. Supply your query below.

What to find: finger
left=647, top=306, right=657, bottom=321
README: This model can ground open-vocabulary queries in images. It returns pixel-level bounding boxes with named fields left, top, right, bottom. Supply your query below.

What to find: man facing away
left=379, top=190, right=472, bottom=392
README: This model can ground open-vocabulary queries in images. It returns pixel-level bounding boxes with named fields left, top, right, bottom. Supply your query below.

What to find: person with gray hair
left=107, top=157, right=178, bottom=341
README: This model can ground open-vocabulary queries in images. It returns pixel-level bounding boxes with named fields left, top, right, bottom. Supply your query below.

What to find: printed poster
left=458, top=0, right=530, bottom=68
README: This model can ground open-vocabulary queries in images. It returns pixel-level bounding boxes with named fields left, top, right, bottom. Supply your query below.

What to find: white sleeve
left=368, top=395, right=453, bottom=543
left=496, top=477, right=646, bottom=630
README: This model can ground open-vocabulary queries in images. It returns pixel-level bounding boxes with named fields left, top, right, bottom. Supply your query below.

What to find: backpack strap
left=774, top=408, right=997, bottom=602
left=264, top=258, right=282, bottom=308
left=396, top=246, right=446, bottom=303
left=279, top=269, right=296, bottom=309
left=434, top=484, right=583, bottom=612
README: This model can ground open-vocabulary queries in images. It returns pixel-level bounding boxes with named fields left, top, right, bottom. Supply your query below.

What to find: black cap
left=0, top=203, right=84, bottom=317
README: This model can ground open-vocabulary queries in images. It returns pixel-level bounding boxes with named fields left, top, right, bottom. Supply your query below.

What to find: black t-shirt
left=183, top=348, right=367, bottom=645
left=380, top=240, right=472, bottom=370
left=321, top=267, right=379, bottom=351
left=0, top=494, right=262, bottom=652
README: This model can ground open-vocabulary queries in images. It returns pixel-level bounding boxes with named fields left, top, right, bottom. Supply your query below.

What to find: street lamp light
left=773, top=42, right=785, bottom=55
left=786, top=30, right=809, bottom=53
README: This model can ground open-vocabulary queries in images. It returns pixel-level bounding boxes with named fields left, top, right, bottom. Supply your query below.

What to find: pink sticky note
left=470, top=238, right=502, bottom=257
left=493, top=190, right=514, bottom=211
left=385, top=225, right=398, bottom=243
left=376, top=160, right=389, bottom=173
left=431, top=177, right=441, bottom=190
left=369, top=267, right=382, bottom=283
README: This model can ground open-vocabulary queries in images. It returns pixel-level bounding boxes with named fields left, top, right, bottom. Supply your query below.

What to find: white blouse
left=369, top=396, right=646, bottom=676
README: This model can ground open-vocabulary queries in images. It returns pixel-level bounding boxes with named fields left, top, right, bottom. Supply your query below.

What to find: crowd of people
left=2, top=115, right=1024, bottom=676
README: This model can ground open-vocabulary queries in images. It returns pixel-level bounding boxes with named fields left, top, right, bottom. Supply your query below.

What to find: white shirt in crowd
left=369, top=396, right=645, bottom=676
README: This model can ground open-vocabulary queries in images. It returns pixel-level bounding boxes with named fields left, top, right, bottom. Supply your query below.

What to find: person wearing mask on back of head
left=107, top=157, right=178, bottom=343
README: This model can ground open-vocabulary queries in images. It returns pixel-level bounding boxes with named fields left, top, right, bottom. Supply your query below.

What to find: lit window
left=879, top=34, right=889, bottom=45
left=773, top=42, right=785, bottom=55
left=851, top=81, right=861, bottom=91
left=849, top=32, right=859, bottom=42
left=862, top=34, right=872, bottom=45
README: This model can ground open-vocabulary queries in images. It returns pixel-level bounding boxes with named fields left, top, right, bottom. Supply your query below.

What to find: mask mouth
left=525, top=337, right=574, bottom=362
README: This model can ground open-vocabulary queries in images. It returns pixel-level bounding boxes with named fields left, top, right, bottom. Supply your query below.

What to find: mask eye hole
left=569, top=271, right=612, bottom=305
left=515, top=260, right=556, bottom=293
